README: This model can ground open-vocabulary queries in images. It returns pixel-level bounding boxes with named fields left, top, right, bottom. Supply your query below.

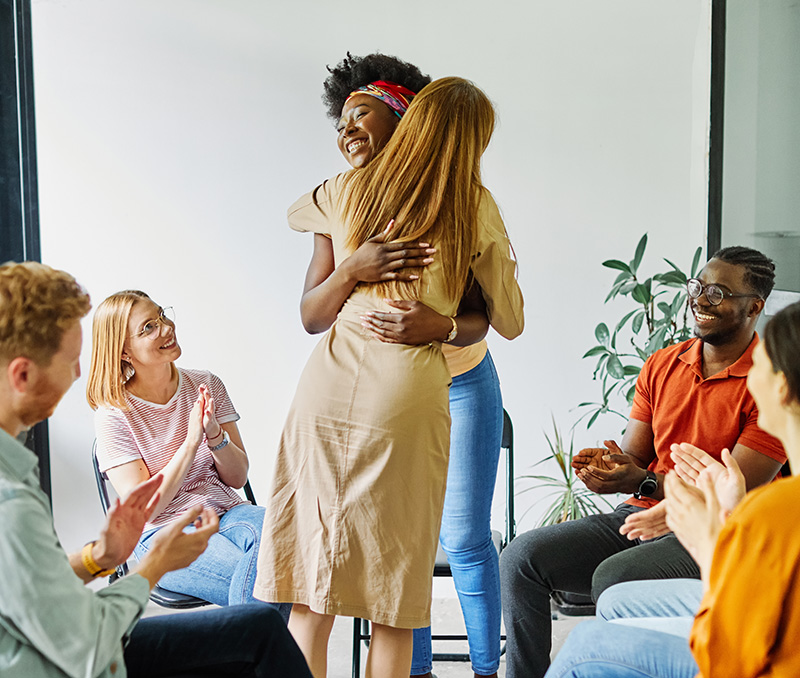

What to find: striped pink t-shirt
left=95, top=368, right=245, bottom=529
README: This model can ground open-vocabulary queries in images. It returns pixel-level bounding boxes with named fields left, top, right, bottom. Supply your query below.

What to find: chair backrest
left=501, top=408, right=515, bottom=546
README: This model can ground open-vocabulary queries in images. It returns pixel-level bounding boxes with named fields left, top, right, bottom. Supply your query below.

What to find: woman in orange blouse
left=545, top=300, right=800, bottom=678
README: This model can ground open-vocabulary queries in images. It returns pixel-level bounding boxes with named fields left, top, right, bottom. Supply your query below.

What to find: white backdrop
left=30, top=0, right=711, bottom=559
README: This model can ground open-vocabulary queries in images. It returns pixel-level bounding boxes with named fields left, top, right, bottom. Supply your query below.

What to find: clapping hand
left=572, top=440, right=646, bottom=494
left=671, top=443, right=745, bottom=517
left=620, top=501, right=669, bottom=541
left=665, top=470, right=724, bottom=575
left=198, top=384, right=222, bottom=445
left=93, top=474, right=163, bottom=569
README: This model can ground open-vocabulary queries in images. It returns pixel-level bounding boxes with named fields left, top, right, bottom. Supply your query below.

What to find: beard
left=692, top=305, right=751, bottom=346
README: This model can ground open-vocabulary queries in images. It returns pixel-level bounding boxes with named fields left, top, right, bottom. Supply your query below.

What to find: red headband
left=346, top=80, right=417, bottom=118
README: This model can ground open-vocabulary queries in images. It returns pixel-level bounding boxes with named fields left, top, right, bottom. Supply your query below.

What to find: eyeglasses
left=130, top=307, right=175, bottom=340
left=686, top=279, right=760, bottom=306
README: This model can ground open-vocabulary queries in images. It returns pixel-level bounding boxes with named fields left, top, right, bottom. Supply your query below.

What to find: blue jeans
left=126, top=603, right=312, bottom=677
left=596, top=579, right=703, bottom=639
left=545, top=619, right=698, bottom=678
left=411, top=351, right=503, bottom=676
left=135, top=504, right=290, bottom=621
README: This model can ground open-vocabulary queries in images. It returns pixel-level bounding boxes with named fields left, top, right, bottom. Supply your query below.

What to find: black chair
left=91, top=441, right=257, bottom=609
left=352, top=408, right=516, bottom=676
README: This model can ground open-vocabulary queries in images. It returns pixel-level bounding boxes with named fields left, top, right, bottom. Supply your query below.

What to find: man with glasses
left=501, top=246, right=786, bottom=678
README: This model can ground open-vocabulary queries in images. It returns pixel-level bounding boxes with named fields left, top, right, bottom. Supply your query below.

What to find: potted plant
left=578, top=234, right=702, bottom=429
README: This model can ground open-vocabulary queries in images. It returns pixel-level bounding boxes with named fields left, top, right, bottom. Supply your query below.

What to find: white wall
left=30, top=0, right=711, bottom=554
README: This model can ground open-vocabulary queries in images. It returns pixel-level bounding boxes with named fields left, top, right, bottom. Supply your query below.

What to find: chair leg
left=352, top=618, right=362, bottom=678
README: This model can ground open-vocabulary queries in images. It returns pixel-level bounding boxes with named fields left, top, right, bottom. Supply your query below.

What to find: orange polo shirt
left=690, top=475, right=800, bottom=677
left=626, top=335, right=785, bottom=508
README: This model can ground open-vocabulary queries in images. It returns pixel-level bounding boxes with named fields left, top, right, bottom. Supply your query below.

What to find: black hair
left=322, top=52, right=432, bottom=123
left=764, top=301, right=800, bottom=405
left=710, top=246, right=776, bottom=300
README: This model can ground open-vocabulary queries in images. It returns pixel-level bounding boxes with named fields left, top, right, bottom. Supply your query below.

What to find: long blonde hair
left=86, top=290, right=150, bottom=410
left=341, top=76, right=495, bottom=301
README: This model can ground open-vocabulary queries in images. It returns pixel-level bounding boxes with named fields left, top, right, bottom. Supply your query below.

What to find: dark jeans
left=499, top=504, right=700, bottom=678
left=125, top=603, right=312, bottom=678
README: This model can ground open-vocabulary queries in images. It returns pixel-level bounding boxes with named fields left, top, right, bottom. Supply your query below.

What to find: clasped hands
left=188, top=384, right=224, bottom=448
left=571, top=440, right=647, bottom=495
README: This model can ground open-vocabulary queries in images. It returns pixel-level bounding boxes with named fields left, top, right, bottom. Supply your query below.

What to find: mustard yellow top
left=689, top=474, right=800, bottom=678
left=288, top=172, right=524, bottom=376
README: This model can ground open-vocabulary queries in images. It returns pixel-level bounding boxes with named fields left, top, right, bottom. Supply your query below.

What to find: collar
left=0, top=427, right=39, bottom=483
left=679, top=333, right=759, bottom=380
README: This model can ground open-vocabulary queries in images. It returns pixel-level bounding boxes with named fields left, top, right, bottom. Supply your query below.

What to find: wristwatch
left=634, top=470, right=658, bottom=499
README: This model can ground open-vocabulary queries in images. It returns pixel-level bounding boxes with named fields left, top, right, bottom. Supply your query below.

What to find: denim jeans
left=500, top=504, right=700, bottom=678
left=411, top=351, right=503, bottom=676
left=135, top=504, right=291, bottom=621
left=596, top=579, right=703, bottom=639
left=544, top=619, right=698, bottom=678
left=125, top=603, right=312, bottom=677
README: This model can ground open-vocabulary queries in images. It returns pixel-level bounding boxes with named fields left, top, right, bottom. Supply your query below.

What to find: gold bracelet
left=81, top=541, right=116, bottom=578
left=444, top=316, right=458, bottom=343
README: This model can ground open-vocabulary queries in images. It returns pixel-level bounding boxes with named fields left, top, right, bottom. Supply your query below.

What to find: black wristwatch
left=634, top=470, right=658, bottom=499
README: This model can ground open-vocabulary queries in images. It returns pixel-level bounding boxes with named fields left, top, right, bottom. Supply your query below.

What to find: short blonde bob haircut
left=0, top=261, right=91, bottom=366
left=86, top=289, right=151, bottom=410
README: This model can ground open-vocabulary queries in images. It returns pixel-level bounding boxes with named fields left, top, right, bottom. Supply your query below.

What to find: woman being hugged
left=87, top=291, right=286, bottom=616
left=255, top=77, right=524, bottom=678
left=308, top=53, right=511, bottom=678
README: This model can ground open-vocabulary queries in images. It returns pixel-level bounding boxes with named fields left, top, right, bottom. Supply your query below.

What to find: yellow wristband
left=81, top=541, right=116, bottom=578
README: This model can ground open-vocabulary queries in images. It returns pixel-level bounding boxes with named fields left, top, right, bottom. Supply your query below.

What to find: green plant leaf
left=632, top=311, right=645, bottom=334
left=607, top=354, right=624, bottom=379
left=625, top=383, right=637, bottom=405
left=691, top=247, right=703, bottom=277
left=630, top=234, right=647, bottom=274
left=657, top=301, right=671, bottom=316
left=631, top=283, right=650, bottom=305
left=582, top=346, right=609, bottom=358
left=619, top=280, right=638, bottom=295
left=623, top=364, right=641, bottom=375
left=602, top=259, right=631, bottom=273
left=595, top=323, right=610, bottom=346
left=614, top=309, right=638, bottom=335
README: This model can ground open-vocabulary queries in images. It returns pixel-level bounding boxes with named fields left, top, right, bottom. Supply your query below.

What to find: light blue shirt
left=0, top=428, right=150, bottom=677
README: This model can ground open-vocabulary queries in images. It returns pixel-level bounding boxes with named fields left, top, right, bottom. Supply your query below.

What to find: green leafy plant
left=517, top=417, right=613, bottom=526
left=578, top=234, right=703, bottom=428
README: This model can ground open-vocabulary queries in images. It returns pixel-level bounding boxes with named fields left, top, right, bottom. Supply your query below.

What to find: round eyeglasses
left=686, top=279, right=760, bottom=306
left=130, top=306, right=175, bottom=340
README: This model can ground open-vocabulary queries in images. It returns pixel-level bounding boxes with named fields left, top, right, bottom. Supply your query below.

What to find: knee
left=547, top=620, right=611, bottom=678
left=440, top=527, right=492, bottom=561
left=591, top=555, right=641, bottom=602
left=595, top=582, right=639, bottom=621
left=500, top=531, right=540, bottom=589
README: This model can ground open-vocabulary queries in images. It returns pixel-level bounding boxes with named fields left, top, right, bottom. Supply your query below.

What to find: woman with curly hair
left=254, top=77, right=523, bottom=678
left=308, top=53, right=512, bottom=678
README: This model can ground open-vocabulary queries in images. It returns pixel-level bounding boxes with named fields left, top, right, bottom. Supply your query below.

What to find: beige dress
left=254, top=173, right=524, bottom=628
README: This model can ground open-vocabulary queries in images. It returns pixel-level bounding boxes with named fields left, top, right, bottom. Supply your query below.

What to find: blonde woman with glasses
left=86, top=290, right=288, bottom=619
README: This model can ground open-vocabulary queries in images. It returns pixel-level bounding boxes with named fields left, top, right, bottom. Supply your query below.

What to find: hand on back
left=345, top=220, right=435, bottom=284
